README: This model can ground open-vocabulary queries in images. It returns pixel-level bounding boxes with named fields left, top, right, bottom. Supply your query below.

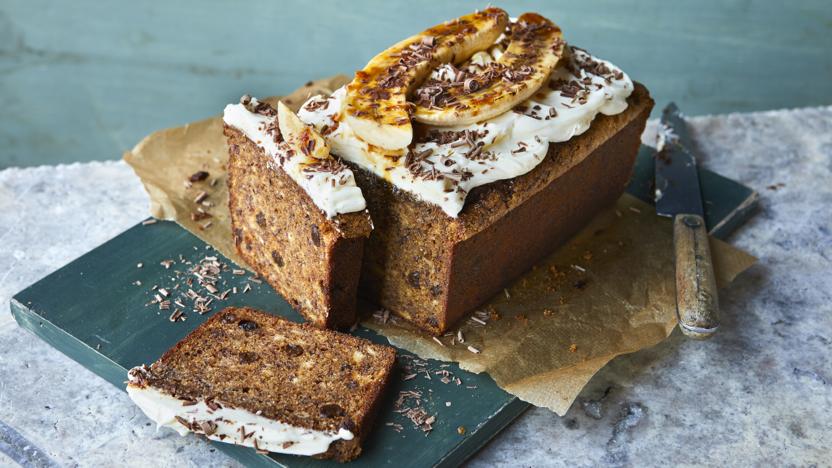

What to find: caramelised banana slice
left=343, top=7, right=509, bottom=150
left=277, top=101, right=329, bottom=159
left=413, top=13, right=564, bottom=126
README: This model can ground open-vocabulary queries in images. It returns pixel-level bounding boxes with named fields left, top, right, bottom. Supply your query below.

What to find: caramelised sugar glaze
left=343, top=7, right=509, bottom=149
left=413, top=12, right=565, bottom=125
left=300, top=40, right=633, bottom=217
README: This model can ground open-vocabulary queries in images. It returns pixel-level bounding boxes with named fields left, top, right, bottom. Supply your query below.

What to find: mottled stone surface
left=1, top=107, right=830, bottom=466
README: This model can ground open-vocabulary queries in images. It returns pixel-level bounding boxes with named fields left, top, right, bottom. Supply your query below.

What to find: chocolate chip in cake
left=238, top=319, right=259, bottom=331
left=310, top=225, right=321, bottom=247
left=340, top=417, right=357, bottom=432
left=239, top=351, right=259, bottom=364
left=271, top=250, right=284, bottom=267
left=320, top=404, right=345, bottom=418
left=283, top=344, right=304, bottom=357
left=407, top=271, right=421, bottom=288
left=255, top=212, right=266, bottom=227
left=221, top=312, right=238, bottom=324
left=430, top=285, right=442, bottom=297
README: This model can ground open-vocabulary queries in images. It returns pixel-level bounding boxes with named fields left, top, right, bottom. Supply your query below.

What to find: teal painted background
left=2, top=0, right=830, bottom=168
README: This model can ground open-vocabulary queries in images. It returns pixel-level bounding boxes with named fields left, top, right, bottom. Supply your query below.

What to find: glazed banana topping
left=223, top=97, right=366, bottom=218
left=299, top=45, right=632, bottom=217
left=413, top=13, right=565, bottom=126
left=343, top=7, right=508, bottom=150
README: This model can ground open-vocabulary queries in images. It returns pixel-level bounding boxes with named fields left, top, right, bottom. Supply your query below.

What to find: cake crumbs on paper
left=543, top=308, right=554, bottom=317
left=188, top=170, right=210, bottom=182
left=457, top=425, right=467, bottom=435
left=373, top=309, right=391, bottom=324
left=569, top=344, right=578, bottom=353
left=193, top=191, right=209, bottom=204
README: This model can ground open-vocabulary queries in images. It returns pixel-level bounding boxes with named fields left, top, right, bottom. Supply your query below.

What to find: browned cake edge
left=136, top=307, right=396, bottom=462
left=442, top=84, right=654, bottom=330
left=225, top=127, right=372, bottom=329
left=353, top=83, right=654, bottom=334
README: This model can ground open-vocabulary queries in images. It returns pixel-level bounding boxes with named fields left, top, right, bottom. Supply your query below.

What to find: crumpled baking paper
left=124, top=76, right=755, bottom=415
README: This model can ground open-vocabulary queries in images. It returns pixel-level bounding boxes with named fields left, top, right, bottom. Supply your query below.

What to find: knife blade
left=655, top=103, right=705, bottom=218
left=654, top=103, right=720, bottom=339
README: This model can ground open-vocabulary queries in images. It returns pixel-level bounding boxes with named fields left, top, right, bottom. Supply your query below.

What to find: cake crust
left=353, top=83, right=654, bottom=334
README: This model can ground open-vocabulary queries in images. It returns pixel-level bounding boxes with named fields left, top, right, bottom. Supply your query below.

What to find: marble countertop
left=1, top=106, right=830, bottom=467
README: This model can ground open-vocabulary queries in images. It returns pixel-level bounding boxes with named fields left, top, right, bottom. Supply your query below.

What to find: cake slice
left=126, top=307, right=396, bottom=462
left=224, top=98, right=373, bottom=329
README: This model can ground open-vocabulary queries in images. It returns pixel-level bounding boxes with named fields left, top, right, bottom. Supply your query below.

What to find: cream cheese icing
left=298, top=45, right=633, bottom=217
left=223, top=97, right=366, bottom=218
left=127, top=368, right=353, bottom=456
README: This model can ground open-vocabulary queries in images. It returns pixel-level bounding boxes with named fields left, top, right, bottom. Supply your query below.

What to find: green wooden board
left=10, top=146, right=757, bottom=467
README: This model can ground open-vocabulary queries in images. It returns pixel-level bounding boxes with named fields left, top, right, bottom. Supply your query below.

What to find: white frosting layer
left=223, top=100, right=366, bottom=218
left=127, top=382, right=353, bottom=456
left=298, top=46, right=633, bottom=217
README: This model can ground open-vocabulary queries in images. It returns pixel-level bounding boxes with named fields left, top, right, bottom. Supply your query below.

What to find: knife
left=655, top=103, right=720, bottom=339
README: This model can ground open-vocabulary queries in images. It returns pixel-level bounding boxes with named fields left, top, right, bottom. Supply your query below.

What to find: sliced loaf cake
left=127, top=307, right=396, bottom=461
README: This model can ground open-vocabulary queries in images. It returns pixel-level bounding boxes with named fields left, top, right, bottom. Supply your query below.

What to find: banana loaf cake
left=127, top=307, right=396, bottom=461
left=224, top=99, right=372, bottom=329
left=297, top=10, right=654, bottom=334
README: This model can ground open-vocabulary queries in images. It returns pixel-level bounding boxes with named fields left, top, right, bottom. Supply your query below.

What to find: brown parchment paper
left=124, top=76, right=756, bottom=415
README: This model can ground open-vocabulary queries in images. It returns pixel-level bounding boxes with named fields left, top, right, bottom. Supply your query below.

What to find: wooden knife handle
left=673, top=214, right=720, bottom=339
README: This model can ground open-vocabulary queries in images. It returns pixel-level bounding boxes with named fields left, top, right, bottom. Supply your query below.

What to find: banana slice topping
left=412, top=13, right=565, bottom=126
left=343, top=7, right=509, bottom=150
left=277, top=101, right=330, bottom=160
